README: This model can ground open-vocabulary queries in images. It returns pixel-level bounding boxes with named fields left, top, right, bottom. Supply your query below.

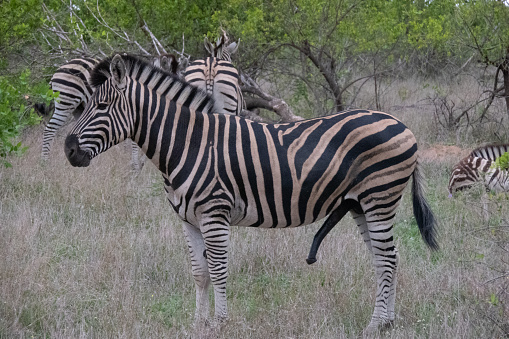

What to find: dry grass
left=0, top=87, right=508, bottom=338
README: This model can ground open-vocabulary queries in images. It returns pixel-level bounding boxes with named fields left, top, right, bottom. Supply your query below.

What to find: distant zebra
left=64, top=54, right=438, bottom=334
left=448, top=144, right=509, bottom=194
left=184, top=34, right=243, bottom=116
left=40, top=54, right=178, bottom=171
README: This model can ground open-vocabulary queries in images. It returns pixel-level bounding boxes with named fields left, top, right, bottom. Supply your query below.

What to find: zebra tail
left=34, top=100, right=55, bottom=116
left=412, top=163, right=439, bottom=251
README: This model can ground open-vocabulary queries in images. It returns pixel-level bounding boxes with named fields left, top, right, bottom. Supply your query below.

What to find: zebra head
left=65, top=54, right=131, bottom=167
left=448, top=156, right=492, bottom=194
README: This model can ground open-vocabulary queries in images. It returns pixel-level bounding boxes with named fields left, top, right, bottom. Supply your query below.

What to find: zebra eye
left=97, top=103, right=109, bottom=110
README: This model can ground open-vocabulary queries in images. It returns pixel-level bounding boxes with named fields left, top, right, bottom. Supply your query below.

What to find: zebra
left=449, top=144, right=509, bottom=194
left=184, top=34, right=243, bottom=116
left=64, top=54, right=438, bottom=334
left=40, top=54, right=178, bottom=171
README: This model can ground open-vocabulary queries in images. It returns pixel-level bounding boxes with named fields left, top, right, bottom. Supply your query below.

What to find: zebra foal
left=449, top=144, right=509, bottom=194
left=64, top=54, right=438, bottom=334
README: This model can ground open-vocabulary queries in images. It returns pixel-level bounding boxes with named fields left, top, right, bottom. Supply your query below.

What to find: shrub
left=491, top=151, right=509, bottom=171
left=0, top=69, right=57, bottom=167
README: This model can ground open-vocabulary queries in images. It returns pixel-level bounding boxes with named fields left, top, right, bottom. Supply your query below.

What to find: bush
left=0, top=69, right=56, bottom=167
left=492, top=151, right=509, bottom=171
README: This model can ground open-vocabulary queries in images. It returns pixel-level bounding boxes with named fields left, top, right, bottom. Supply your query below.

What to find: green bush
left=0, top=69, right=57, bottom=167
left=492, top=151, right=509, bottom=171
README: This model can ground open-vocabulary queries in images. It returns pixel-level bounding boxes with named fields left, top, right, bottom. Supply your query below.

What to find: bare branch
left=141, top=21, right=167, bottom=55
left=241, top=73, right=303, bottom=122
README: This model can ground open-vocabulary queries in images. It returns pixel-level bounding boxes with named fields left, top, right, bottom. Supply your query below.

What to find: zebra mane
left=469, top=144, right=509, bottom=161
left=90, top=54, right=215, bottom=113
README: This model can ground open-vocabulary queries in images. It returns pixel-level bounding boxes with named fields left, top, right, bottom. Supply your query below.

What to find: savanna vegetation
left=0, top=0, right=508, bottom=338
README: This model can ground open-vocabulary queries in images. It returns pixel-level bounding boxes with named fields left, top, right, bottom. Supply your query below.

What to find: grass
left=0, top=78, right=508, bottom=338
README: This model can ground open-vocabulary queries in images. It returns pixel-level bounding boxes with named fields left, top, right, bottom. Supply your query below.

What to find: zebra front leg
left=130, top=141, right=147, bottom=173
left=182, top=222, right=211, bottom=327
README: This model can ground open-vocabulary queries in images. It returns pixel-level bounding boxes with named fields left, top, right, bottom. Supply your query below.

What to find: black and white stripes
left=184, top=57, right=243, bottom=116
left=41, top=55, right=179, bottom=171
left=64, top=54, right=438, bottom=334
left=41, top=57, right=99, bottom=161
left=449, top=144, right=509, bottom=194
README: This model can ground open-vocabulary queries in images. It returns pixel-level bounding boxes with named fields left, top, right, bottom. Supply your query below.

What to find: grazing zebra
left=184, top=34, right=243, bottom=116
left=449, top=144, right=509, bottom=194
left=40, top=54, right=178, bottom=171
left=64, top=54, right=438, bottom=334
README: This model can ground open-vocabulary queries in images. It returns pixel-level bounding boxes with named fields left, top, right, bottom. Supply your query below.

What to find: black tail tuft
left=412, top=164, right=439, bottom=251
left=34, top=101, right=55, bottom=116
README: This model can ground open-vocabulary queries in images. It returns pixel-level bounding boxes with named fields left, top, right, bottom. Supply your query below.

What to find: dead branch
left=241, top=73, right=303, bottom=123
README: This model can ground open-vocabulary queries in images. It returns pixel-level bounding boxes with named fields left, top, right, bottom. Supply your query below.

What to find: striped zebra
left=449, top=144, right=509, bottom=194
left=64, top=54, right=438, bottom=334
left=184, top=35, right=242, bottom=116
left=40, top=54, right=178, bottom=171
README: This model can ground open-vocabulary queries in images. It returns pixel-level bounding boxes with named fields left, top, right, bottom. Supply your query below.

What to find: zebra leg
left=182, top=222, right=211, bottom=326
left=41, top=102, right=74, bottom=160
left=363, top=216, right=398, bottom=333
left=129, top=141, right=147, bottom=173
left=200, top=221, right=230, bottom=327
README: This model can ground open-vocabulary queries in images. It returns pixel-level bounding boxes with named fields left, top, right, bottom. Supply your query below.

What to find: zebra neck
left=132, top=92, right=211, bottom=178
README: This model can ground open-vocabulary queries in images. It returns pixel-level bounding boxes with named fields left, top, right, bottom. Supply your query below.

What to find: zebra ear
left=225, top=41, right=239, bottom=55
left=110, top=54, right=127, bottom=90
left=204, top=37, right=214, bottom=56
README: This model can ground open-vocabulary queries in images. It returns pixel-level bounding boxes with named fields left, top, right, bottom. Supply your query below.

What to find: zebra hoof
left=306, top=257, right=317, bottom=265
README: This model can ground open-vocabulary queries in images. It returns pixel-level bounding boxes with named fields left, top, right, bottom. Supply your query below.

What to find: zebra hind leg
left=182, top=222, right=211, bottom=328
left=199, top=219, right=230, bottom=331
left=353, top=212, right=398, bottom=334
left=367, top=219, right=398, bottom=333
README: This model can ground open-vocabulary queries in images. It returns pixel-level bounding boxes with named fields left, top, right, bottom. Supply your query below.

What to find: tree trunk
left=503, top=67, right=509, bottom=117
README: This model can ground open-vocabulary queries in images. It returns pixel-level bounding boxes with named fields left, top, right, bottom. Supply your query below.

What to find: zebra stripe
left=64, top=54, right=438, bottom=334
left=41, top=55, right=178, bottom=171
left=184, top=57, right=243, bottom=116
left=448, top=144, right=509, bottom=194
left=41, top=57, right=99, bottom=161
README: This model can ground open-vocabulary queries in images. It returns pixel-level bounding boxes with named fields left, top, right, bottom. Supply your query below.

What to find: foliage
left=0, top=70, right=55, bottom=167
left=492, top=151, right=509, bottom=171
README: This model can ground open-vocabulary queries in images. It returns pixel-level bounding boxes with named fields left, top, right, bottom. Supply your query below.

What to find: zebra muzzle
left=65, top=134, right=91, bottom=167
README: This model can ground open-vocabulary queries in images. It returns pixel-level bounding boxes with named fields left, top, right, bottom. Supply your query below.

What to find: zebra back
left=470, top=144, right=509, bottom=160
left=49, top=57, right=99, bottom=108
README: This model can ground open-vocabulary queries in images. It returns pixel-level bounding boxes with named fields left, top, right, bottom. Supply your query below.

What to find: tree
left=455, top=0, right=509, bottom=118
left=210, top=0, right=458, bottom=118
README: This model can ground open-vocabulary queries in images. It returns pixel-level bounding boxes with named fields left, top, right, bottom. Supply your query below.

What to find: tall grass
left=0, top=80, right=507, bottom=338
